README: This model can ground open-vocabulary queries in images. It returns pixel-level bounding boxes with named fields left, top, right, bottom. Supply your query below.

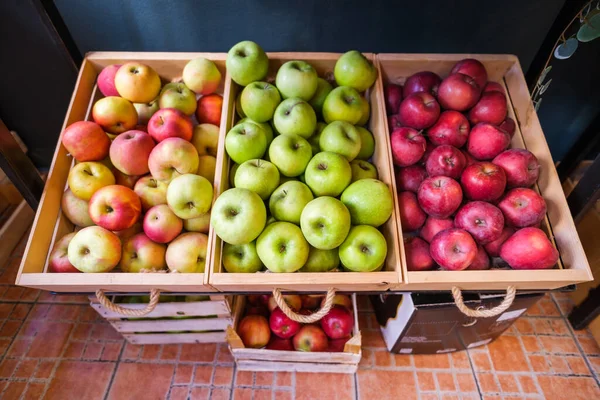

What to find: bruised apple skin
left=405, top=236, right=435, bottom=271
left=429, top=228, right=478, bottom=271
left=499, top=227, right=559, bottom=270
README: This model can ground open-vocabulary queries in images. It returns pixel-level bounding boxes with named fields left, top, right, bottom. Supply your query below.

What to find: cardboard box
left=370, top=292, right=544, bottom=354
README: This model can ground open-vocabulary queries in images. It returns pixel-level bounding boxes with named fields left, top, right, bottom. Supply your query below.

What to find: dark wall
left=0, top=0, right=78, bottom=167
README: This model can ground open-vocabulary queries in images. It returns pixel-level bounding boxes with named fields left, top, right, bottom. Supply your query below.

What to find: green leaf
left=554, top=38, right=579, bottom=59
left=539, top=79, right=552, bottom=95
left=534, top=98, right=542, bottom=112
left=537, top=66, right=552, bottom=86
left=577, top=13, right=600, bottom=42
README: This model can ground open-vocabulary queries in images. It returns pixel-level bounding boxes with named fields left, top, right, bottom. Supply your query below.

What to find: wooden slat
left=90, top=299, right=230, bottom=319
left=123, top=331, right=226, bottom=345
left=110, top=316, right=232, bottom=333
left=236, top=360, right=358, bottom=374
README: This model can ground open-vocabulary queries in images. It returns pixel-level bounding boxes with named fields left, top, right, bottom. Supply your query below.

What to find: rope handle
left=95, top=289, right=161, bottom=317
left=272, top=288, right=336, bottom=323
left=451, top=286, right=516, bottom=318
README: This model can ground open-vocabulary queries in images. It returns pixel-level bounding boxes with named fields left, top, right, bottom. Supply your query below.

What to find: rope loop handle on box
left=451, top=286, right=517, bottom=318
left=272, top=287, right=336, bottom=323
left=95, top=289, right=161, bottom=317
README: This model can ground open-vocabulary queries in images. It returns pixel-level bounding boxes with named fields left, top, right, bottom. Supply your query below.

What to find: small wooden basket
left=227, top=294, right=361, bottom=373
left=90, top=294, right=236, bottom=345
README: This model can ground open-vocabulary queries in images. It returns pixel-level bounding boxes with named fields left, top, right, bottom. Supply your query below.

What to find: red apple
left=467, top=245, right=491, bottom=270
left=492, top=149, right=540, bottom=188
left=328, top=338, right=349, bottom=352
left=430, top=228, right=478, bottom=271
left=143, top=204, right=183, bottom=243
left=451, top=58, right=488, bottom=89
left=420, top=216, right=454, bottom=243
left=88, top=185, right=142, bottom=231
left=398, top=92, right=440, bottom=129
left=320, top=305, right=354, bottom=339
left=425, top=145, right=466, bottom=179
left=500, top=227, right=559, bottom=270
left=196, top=94, right=223, bottom=126
left=388, top=114, right=403, bottom=132
left=421, top=140, right=435, bottom=165
left=238, top=315, right=270, bottom=348
left=498, top=117, right=516, bottom=138
left=462, top=150, right=477, bottom=167
left=398, top=191, right=427, bottom=232
left=483, top=81, right=505, bottom=94
left=268, top=294, right=302, bottom=312
left=97, top=64, right=121, bottom=97
left=270, top=307, right=301, bottom=339
left=427, top=110, right=470, bottom=147
left=454, top=201, right=504, bottom=244
left=148, top=108, right=193, bottom=142
left=384, top=84, right=403, bottom=114
left=417, top=176, right=463, bottom=218
left=437, top=73, right=480, bottom=111
left=266, top=337, right=294, bottom=351
left=248, top=294, right=270, bottom=306
left=498, top=188, right=547, bottom=227
left=403, top=71, right=442, bottom=97
left=467, top=123, right=510, bottom=160
left=48, top=233, right=81, bottom=273
left=293, top=325, right=329, bottom=352
left=484, top=226, right=515, bottom=257
left=301, top=295, right=324, bottom=310
left=396, top=165, right=427, bottom=193
left=324, top=295, right=353, bottom=310
left=391, top=127, right=426, bottom=167
left=109, top=130, right=155, bottom=176
left=405, top=236, right=435, bottom=271
left=460, top=162, right=507, bottom=201
left=468, top=91, right=507, bottom=125
left=62, top=121, right=110, bottom=162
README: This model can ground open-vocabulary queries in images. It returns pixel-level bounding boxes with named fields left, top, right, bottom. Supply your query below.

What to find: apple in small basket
left=267, top=295, right=302, bottom=313
left=320, top=305, right=354, bottom=339
left=238, top=315, right=271, bottom=349
left=293, top=325, right=329, bottom=352
left=270, top=308, right=301, bottom=339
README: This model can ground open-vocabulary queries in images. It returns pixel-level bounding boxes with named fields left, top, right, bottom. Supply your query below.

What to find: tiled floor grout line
left=102, top=336, right=127, bottom=400
left=464, top=348, right=484, bottom=399
left=353, top=371, right=359, bottom=400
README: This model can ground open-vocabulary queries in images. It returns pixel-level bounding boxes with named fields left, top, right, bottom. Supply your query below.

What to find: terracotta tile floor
left=1, top=231, right=600, bottom=399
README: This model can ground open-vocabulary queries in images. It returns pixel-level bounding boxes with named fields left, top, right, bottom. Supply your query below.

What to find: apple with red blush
left=238, top=315, right=270, bottom=348
left=437, top=73, right=481, bottom=111
left=498, top=117, right=516, bottom=138
left=403, top=71, right=442, bottom=97
left=500, top=227, right=559, bottom=269
left=467, top=245, right=491, bottom=270
left=405, top=236, right=435, bottom=271
left=388, top=114, right=403, bottom=132
left=398, top=191, right=427, bottom=232
left=451, top=58, right=488, bottom=89
left=97, top=65, right=121, bottom=97
left=484, top=226, right=515, bottom=257
left=429, top=228, right=478, bottom=271
left=419, top=216, right=454, bottom=243
left=483, top=82, right=505, bottom=94
left=460, top=162, right=507, bottom=201
left=462, top=150, right=477, bottom=167
left=293, top=325, right=328, bottom=352
left=390, top=127, right=426, bottom=167
left=399, top=92, right=440, bottom=129
left=417, top=176, right=463, bottom=218
left=328, top=338, right=349, bottom=352
left=467, top=123, right=510, bottom=160
left=427, top=111, right=470, bottom=147
left=384, top=84, right=403, bottom=114
left=454, top=201, right=504, bottom=244
left=468, top=91, right=507, bottom=125
left=425, top=145, right=466, bottom=179
left=269, top=307, right=301, bottom=339
left=268, top=294, right=302, bottom=313
left=266, top=337, right=294, bottom=351
left=498, top=188, right=547, bottom=227
left=148, top=108, right=193, bottom=142
left=396, top=165, right=427, bottom=193
left=492, top=149, right=540, bottom=188
left=320, top=305, right=354, bottom=339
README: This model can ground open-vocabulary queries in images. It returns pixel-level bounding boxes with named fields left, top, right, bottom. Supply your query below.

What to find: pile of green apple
left=212, top=41, right=394, bottom=273
left=50, top=58, right=224, bottom=275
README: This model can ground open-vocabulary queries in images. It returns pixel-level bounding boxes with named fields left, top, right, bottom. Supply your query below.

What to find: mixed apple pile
left=386, top=59, right=559, bottom=271
left=50, top=58, right=224, bottom=274
left=237, top=294, right=355, bottom=352
left=211, top=41, right=394, bottom=274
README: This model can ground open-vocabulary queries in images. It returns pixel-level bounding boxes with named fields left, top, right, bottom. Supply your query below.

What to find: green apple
left=322, top=86, right=364, bottom=124
left=191, top=123, right=219, bottom=157
left=339, top=225, right=387, bottom=272
left=269, top=181, right=314, bottom=224
left=309, top=78, right=333, bottom=116
left=268, top=134, right=312, bottom=177
left=356, top=126, right=375, bottom=160
left=300, top=196, right=351, bottom=250
left=240, top=81, right=281, bottom=122
left=166, top=174, right=213, bottom=219
left=341, top=178, right=393, bottom=227
left=225, top=122, right=267, bottom=164
left=226, top=41, right=269, bottom=86
left=319, top=121, right=361, bottom=161
left=234, top=159, right=280, bottom=200
left=134, top=98, right=159, bottom=125
left=273, top=98, right=316, bottom=138
left=229, top=163, right=239, bottom=188
left=350, top=160, right=378, bottom=182
left=237, top=118, right=274, bottom=146
left=211, top=188, right=266, bottom=244
left=279, top=175, right=297, bottom=185
left=305, top=151, right=352, bottom=197
left=158, top=82, right=197, bottom=115
left=275, top=61, right=318, bottom=101
left=266, top=215, right=277, bottom=225
left=300, top=246, right=340, bottom=272
left=222, top=241, right=263, bottom=273
left=309, top=122, right=326, bottom=155
left=236, top=93, right=246, bottom=118
left=256, top=221, right=309, bottom=272
left=357, top=96, right=370, bottom=126
left=334, top=51, right=377, bottom=92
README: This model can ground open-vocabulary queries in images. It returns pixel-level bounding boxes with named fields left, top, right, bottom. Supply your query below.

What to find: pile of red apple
left=211, top=41, right=394, bottom=274
left=385, top=59, right=559, bottom=271
left=237, top=294, right=355, bottom=352
left=49, top=58, right=224, bottom=274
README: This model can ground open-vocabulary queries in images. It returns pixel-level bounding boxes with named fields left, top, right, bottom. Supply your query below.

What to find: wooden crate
left=90, top=294, right=235, bottom=345
left=227, top=295, right=361, bottom=373
left=377, top=54, right=593, bottom=291
left=16, top=52, right=228, bottom=292
left=209, top=53, right=402, bottom=292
